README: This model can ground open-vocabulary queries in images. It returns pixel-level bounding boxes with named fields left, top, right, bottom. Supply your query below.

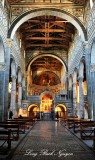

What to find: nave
left=9, top=121, right=95, bottom=160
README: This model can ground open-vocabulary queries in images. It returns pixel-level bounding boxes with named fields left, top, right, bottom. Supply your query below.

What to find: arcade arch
left=27, top=54, right=67, bottom=96
left=28, top=104, right=39, bottom=118
left=8, top=8, right=87, bottom=42
left=55, top=104, right=67, bottom=119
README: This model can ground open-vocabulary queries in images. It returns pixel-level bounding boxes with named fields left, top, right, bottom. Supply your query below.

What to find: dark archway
left=55, top=104, right=67, bottom=119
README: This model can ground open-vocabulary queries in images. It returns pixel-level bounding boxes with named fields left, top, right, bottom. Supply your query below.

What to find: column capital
left=6, top=39, right=12, bottom=47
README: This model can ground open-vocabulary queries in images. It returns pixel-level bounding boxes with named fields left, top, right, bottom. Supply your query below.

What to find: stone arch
left=55, top=104, right=67, bottom=111
left=28, top=104, right=39, bottom=112
left=27, top=53, right=67, bottom=72
left=8, top=8, right=87, bottom=42
left=28, top=104, right=39, bottom=118
left=55, top=104, right=67, bottom=118
left=40, top=90, right=54, bottom=100
left=0, top=36, right=5, bottom=63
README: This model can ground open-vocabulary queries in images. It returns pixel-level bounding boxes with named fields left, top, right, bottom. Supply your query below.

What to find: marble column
left=10, top=76, right=16, bottom=116
left=68, top=78, right=73, bottom=100
left=22, top=79, right=26, bottom=100
left=84, top=42, right=93, bottom=119
left=18, top=82, right=22, bottom=108
left=79, top=76, right=84, bottom=118
left=4, top=39, right=11, bottom=120
left=0, top=63, right=5, bottom=120
left=90, top=65, right=95, bottom=120
left=22, top=86, right=26, bottom=100
left=73, top=82, right=77, bottom=117
left=66, top=72, right=69, bottom=99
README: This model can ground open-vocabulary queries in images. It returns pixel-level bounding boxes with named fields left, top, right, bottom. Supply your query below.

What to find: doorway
left=55, top=104, right=67, bottom=119
left=40, top=91, right=54, bottom=120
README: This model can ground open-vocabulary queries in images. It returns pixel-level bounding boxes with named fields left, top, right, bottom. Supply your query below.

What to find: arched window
left=90, top=0, right=94, bottom=9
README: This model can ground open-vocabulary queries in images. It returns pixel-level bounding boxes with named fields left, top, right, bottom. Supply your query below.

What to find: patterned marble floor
left=10, top=121, right=95, bottom=160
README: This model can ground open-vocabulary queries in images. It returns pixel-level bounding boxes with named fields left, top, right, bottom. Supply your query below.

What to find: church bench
left=0, top=123, right=19, bottom=140
left=0, top=129, right=12, bottom=149
left=61, top=118, right=82, bottom=129
left=80, top=123, right=95, bottom=149
left=5, top=120, right=26, bottom=134
left=61, top=118, right=74, bottom=128
left=72, top=120, right=93, bottom=133
left=14, top=117, right=35, bottom=125
left=13, top=117, right=36, bottom=128
left=61, top=118, right=92, bottom=132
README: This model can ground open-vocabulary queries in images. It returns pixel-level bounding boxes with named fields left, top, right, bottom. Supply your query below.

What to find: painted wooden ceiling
left=7, top=0, right=87, bottom=84
left=18, top=15, right=75, bottom=51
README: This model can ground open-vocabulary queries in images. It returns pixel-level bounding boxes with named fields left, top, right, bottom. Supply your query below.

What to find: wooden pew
left=61, top=117, right=81, bottom=129
left=0, top=123, right=19, bottom=140
left=5, top=120, right=26, bottom=134
left=14, top=117, right=35, bottom=126
left=13, top=117, right=36, bottom=128
left=80, top=122, right=95, bottom=149
left=72, top=120, right=93, bottom=133
left=0, top=129, right=12, bottom=149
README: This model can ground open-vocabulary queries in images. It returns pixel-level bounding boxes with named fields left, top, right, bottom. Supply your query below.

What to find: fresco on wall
left=32, top=71, right=61, bottom=86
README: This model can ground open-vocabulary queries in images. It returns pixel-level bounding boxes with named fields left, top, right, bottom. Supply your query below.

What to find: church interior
left=0, top=0, right=95, bottom=159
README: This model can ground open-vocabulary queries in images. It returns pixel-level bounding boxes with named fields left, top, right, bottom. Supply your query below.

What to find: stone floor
left=9, top=121, right=95, bottom=160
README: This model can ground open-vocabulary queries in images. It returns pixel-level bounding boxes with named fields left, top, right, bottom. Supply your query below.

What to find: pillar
left=90, top=65, right=95, bottom=120
left=79, top=76, right=84, bottom=118
left=4, top=39, right=11, bottom=120
left=84, top=42, right=92, bottom=119
left=0, top=63, right=5, bottom=120
left=22, top=78, right=26, bottom=100
left=68, top=77, right=73, bottom=100
left=10, top=76, right=16, bottom=116
left=18, top=82, right=22, bottom=108
left=73, top=82, right=77, bottom=117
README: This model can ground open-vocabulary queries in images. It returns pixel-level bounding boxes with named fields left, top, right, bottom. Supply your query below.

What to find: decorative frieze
left=10, top=5, right=84, bottom=23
